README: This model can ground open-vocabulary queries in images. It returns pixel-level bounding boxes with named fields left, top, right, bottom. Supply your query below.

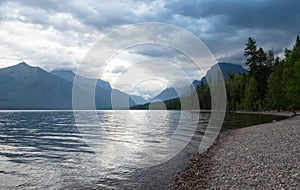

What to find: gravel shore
left=175, top=115, right=300, bottom=189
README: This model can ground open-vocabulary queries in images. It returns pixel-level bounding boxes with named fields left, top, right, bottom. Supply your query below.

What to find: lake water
left=0, top=111, right=287, bottom=189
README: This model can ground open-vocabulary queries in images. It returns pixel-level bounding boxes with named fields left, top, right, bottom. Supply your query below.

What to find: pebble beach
left=175, top=114, right=300, bottom=189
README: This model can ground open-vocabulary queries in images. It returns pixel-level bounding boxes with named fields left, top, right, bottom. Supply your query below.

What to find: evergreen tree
left=284, top=48, right=292, bottom=58
left=266, top=58, right=284, bottom=112
left=210, top=71, right=226, bottom=110
left=266, top=57, right=287, bottom=111
left=283, top=35, right=300, bottom=109
left=225, top=73, right=235, bottom=110
left=197, top=82, right=211, bottom=110
left=295, top=59, right=300, bottom=108
left=244, top=37, right=258, bottom=76
left=267, top=49, right=275, bottom=72
left=244, top=77, right=260, bottom=111
left=257, top=47, right=267, bottom=66
left=256, top=47, right=269, bottom=102
left=226, top=73, right=246, bottom=110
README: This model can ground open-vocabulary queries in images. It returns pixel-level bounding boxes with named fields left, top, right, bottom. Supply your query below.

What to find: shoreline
left=175, top=114, right=299, bottom=189
left=189, top=109, right=298, bottom=117
left=226, top=110, right=298, bottom=117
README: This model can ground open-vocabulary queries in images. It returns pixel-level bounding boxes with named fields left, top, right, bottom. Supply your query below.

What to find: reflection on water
left=75, top=110, right=200, bottom=169
left=222, top=113, right=288, bottom=130
left=0, top=111, right=208, bottom=189
left=0, top=111, right=286, bottom=189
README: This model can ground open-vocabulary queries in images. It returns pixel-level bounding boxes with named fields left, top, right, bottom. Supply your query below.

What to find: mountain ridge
left=51, top=69, right=148, bottom=106
left=0, top=62, right=73, bottom=109
left=0, top=62, right=146, bottom=109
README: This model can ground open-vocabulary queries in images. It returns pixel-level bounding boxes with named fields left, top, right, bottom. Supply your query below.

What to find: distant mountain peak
left=13, top=62, right=41, bottom=71
left=4, top=62, right=41, bottom=73
left=19, top=61, right=27, bottom=65
left=16, top=62, right=31, bottom=67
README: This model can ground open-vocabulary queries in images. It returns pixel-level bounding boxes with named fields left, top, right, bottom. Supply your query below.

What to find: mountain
left=50, top=69, right=111, bottom=90
left=216, top=62, right=248, bottom=77
left=129, top=94, right=149, bottom=105
left=0, top=62, right=73, bottom=109
left=50, top=70, right=147, bottom=108
left=50, top=69, right=113, bottom=108
left=51, top=69, right=147, bottom=108
left=150, top=87, right=178, bottom=102
left=151, top=62, right=248, bottom=102
left=193, top=62, right=248, bottom=88
left=150, top=86, right=192, bottom=102
left=0, top=62, right=145, bottom=109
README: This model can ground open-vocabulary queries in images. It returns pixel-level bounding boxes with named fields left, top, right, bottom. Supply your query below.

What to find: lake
left=0, top=111, right=287, bottom=189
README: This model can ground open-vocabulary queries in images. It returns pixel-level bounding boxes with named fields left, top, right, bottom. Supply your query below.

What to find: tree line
left=198, top=35, right=300, bottom=112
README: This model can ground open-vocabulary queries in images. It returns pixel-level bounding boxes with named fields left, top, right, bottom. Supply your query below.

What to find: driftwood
left=291, top=108, right=298, bottom=118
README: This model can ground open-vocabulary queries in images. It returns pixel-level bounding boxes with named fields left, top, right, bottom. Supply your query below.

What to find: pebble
left=175, top=116, right=300, bottom=189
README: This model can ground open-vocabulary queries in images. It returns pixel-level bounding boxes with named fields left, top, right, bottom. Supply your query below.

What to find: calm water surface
left=0, top=111, right=287, bottom=189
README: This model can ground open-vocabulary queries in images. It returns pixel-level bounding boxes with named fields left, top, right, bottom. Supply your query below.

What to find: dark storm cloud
left=3, top=0, right=299, bottom=35
left=2, top=0, right=57, bottom=10
left=163, top=0, right=300, bottom=63
left=165, top=0, right=300, bottom=30
left=1, top=0, right=170, bottom=31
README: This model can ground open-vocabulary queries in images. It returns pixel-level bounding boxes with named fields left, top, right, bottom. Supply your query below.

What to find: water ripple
left=0, top=110, right=207, bottom=189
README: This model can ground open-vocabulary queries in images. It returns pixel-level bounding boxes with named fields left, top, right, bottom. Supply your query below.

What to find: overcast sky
left=0, top=0, right=299, bottom=98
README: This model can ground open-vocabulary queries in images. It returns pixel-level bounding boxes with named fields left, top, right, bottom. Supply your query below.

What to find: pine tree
left=257, top=47, right=267, bottom=66
left=283, top=35, right=300, bottom=109
left=295, top=59, right=300, bottom=108
left=284, top=48, right=292, bottom=58
left=244, top=37, right=258, bottom=76
left=266, top=58, right=284, bottom=112
left=256, top=47, right=269, bottom=102
left=244, top=77, right=260, bottom=111
left=267, top=49, right=275, bottom=72
left=226, top=73, right=246, bottom=110
left=197, top=82, right=211, bottom=109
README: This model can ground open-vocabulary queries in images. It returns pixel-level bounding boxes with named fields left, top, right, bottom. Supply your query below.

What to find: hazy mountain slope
left=50, top=70, right=112, bottom=90
left=193, top=62, right=248, bottom=88
left=0, top=63, right=139, bottom=109
left=51, top=70, right=147, bottom=109
left=0, top=62, right=73, bottom=109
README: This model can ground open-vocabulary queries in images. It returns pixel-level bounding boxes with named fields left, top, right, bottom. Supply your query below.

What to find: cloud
left=1, top=0, right=170, bottom=31
left=165, top=0, right=300, bottom=29
left=0, top=20, right=91, bottom=70
left=164, top=0, right=300, bottom=61
left=110, top=65, right=127, bottom=74
left=0, top=0, right=299, bottom=98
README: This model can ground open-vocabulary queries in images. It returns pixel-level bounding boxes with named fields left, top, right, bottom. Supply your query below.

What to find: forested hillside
left=198, top=35, right=300, bottom=111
